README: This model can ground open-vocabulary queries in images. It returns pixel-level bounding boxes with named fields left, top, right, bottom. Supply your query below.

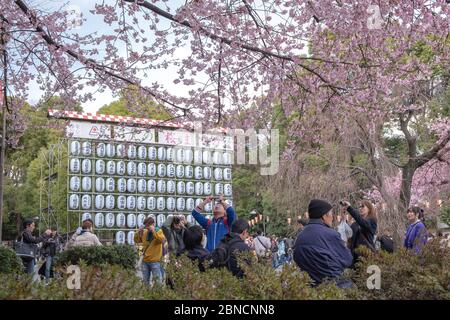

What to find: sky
left=27, top=0, right=190, bottom=113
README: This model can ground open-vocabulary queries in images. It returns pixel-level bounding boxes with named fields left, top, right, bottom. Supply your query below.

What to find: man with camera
left=191, top=194, right=236, bottom=252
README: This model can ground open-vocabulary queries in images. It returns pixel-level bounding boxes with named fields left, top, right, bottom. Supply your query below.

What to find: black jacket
left=20, top=230, right=48, bottom=245
left=221, top=232, right=251, bottom=278
left=187, top=245, right=210, bottom=272
left=42, top=235, right=62, bottom=257
left=347, top=206, right=377, bottom=260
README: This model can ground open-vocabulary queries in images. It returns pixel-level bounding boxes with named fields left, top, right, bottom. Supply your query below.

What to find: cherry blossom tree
left=0, top=0, right=449, bottom=236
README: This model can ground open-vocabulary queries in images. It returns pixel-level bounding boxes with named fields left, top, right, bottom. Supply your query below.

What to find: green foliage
left=440, top=202, right=450, bottom=226
left=56, top=245, right=138, bottom=270
left=98, top=86, right=172, bottom=120
left=0, top=245, right=23, bottom=274
left=349, top=241, right=450, bottom=300
left=1, top=244, right=449, bottom=299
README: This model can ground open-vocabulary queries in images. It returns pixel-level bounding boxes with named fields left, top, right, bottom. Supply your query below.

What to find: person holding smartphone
left=340, top=200, right=378, bottom=263
left=191, top=194, right=236, bottom=252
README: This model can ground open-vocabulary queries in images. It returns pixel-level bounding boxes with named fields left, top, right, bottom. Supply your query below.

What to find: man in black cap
left=293, top=199, right=353, bottom=288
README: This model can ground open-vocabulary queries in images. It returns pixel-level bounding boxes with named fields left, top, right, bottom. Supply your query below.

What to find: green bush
left=349, top=241, right=450, bottom=300
left=1, top=241, right=449, bottom=300
left=0, top=245, right=23, bottom=274
left=55, top=245, right=138, bottom=270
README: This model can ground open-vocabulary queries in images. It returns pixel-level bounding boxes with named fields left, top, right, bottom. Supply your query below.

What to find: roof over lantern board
left=47, top=109, right=228, bottom=134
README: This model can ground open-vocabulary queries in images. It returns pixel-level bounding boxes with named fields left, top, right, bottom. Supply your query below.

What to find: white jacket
left=68, top=230, right=102, bottom=248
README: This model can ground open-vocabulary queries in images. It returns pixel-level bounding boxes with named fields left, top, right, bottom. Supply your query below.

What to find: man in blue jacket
left=294, top=199, right=353, bottom=288
left=192, top=194, right=236, bottom=252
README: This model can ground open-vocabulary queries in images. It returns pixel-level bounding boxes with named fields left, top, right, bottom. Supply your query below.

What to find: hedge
left=0, top=245, right=23, bottom=274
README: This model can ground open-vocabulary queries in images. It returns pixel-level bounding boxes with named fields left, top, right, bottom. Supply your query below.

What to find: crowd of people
left=13, top=194, right=450, bottom=289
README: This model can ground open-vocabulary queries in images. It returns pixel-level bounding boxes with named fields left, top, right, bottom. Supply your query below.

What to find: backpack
left=209, top=240, right=232, bottom=269
left=379, top=235, right=394, bottom=253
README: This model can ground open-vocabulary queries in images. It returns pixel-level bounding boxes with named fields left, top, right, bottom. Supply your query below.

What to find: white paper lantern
left=176, top=198, right=186, bottom=211
left=96, top=143, right=106, bottom=157
left=106, top=143, right=115, bottom=158
left=116, top=213, right=126, bottom=228
left=105, top=195, right=115, bottom=210
left=203, top=182, right=212, bottom=195
left=195, top=182, right=204, bottom=196
left=95, top=195, right=105, bottom=210
left=194, top=166, right=203, bottom=180
left=138, top=146, right=147, bottom=159
left=127, top=161, right=137, bottom=176
left=186, top=182, right=195, bottom=195
left=137, top=163, right=147, bottom=176
left=228, top=200, right=233, bottom=207
left=185, top=165, right=194, bottom=179
left=115, top=231, right=125, bottom=244
left=117, top=161, right=126, bottom=175
left=95, top=178, right=105, bottom=192
left=127, top=231, right=135, bottom=245
left=95, top=160, right=105, bottom=175
left=215, top=183, right=224, bottom=195
left=157, top=214, right=166, bottom=227
left=148, top=146, right=157, bottom=160
left=105, top=213, right=115, bottom=228
left=70, top=158, right=80, bottom=173
left=106, top=178, right=115, bottom=192
left=167, top=164, right=175, bottom=178
left=193, top=149, right=202, bottom=164
left=117, top=196, right=126, bottom=210
left=223, top=152, right=232, bottom=165
left=202, top=150, right=211, bottom=164
left=137, top=179, right=147, bottom=193
left=223, top=168, right=232, bottom=181
left=147, top=179, right=156, bottom=193
left=214, top=168, right=223, bottom=181
left=81, top=194, right=92, bottom=210
left=146, top=163, right=155, bottom=177
left=126, top=196, right=136, bottom=210
left=116, top=144, right=126, bottom=158
left=185, top=149, right=193, bottom=163
left=167, top=180, right=176, bottom=194
left=205, top=203, right=212, bottom=212
left=127, top=145, right=137, bottom=159
left=106, top=161, right=116, bottom=175
left=147, top=197, right=156, bottom=210
left=81, top=159, right=92, bottom=174
left=81, top=177, right=92, bottom=191
left=82, top=212, right=92, bottom=222
left=186, top=198, right=195, bottom=211
left=203, top=167, right=212, bottom=180
left=81, top=141, right=92, bottom=156
left=187, top=214, right=194, bottom=224
left=224, top=184, right=232, bottom=196
left=70, top=141, right=81, bottom=156
left=157, top=180, right=166, bottom=193
left=166, top=147, right=175, bottom=162
left=137, top=213, right=146, bottom=228
left=167, top=197, right=176, bottom=211
left=157, top=147, right=166, bottom=161
left=117, top=178, right=127, bottom=193
left=127, top=178, right=137, bottom=193
left=95, top=213, right=104, bottom=228
left=137, top=196, right=146, bottom=210
left=175, top=165, right=184, bottom=178
left=127, top=214, right=137, bottom=228
left=156, top=197, right=165, bottom=211
left=69, top=176, right=80, bottom=192
left=213, top=151, right=222, bottom=165
left=195, top=198, right=203, bottom=208
left=157, top=164, right=166, bottom=177
left=177, top=181, right=186, bottom=194
left=176, top=148, right=185, bottom=163
left=69, top=194, right=79, bottom=209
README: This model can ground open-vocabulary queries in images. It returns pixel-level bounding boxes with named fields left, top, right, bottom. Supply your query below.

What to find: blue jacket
left=294, top=219, right=353, bottom=285
left=404, top=220, right=427, bottom=254
left=192, top=206, right=236, bottom=252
